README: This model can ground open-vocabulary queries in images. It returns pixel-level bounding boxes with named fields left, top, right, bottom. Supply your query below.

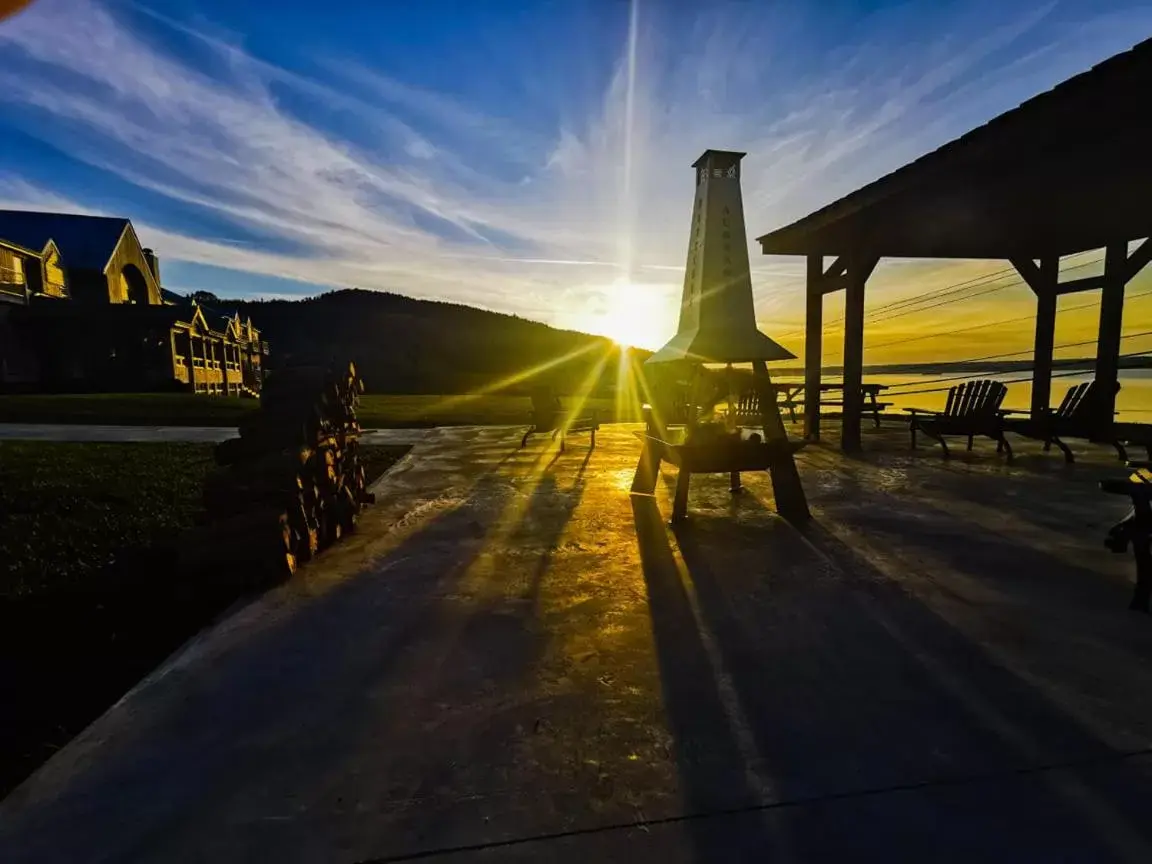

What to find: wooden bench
left=631, top=427, right=809, bottom=523
left=1101, top=461, right=1152, bottom=611
left=905, top=379, right=1012, bottom=459
left=520, top=387, right=599, bottom=451
left=1003, top=380, right=1123, bottom=463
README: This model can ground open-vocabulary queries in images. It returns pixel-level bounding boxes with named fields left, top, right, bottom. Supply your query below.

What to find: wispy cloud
left=0, top=0, right=1147, bottom=352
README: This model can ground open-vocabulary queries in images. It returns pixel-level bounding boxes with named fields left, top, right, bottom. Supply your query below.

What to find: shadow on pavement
left=627, top=490, right=1152, bottom=861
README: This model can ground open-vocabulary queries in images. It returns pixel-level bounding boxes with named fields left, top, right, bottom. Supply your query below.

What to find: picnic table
left=766, top=382, right=891, bottom=426
left=630, top=426, right=809, bottom=523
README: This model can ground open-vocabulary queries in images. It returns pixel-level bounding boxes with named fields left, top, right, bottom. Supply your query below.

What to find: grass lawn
left=0, top=392, right=643, bottom=427
left=0, top=439, right=408, bottom=796
left=0, top=441, right=215, bottom=598
left=0, top=441, right=409, bottom=598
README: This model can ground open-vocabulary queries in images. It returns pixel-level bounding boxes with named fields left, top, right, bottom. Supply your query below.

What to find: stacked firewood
left=182, top=361, right=375, bottom=588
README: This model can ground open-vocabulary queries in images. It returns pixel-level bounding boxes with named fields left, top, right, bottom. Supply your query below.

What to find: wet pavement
left=3, top=421, right=1152, bottom=862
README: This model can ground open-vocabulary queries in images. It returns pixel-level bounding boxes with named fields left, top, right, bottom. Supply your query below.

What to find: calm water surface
left=774, top=370, right=1152, bottom=422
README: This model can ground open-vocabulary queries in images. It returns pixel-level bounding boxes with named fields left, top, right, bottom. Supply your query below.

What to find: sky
left=0, top=0, right=1150, bottom=365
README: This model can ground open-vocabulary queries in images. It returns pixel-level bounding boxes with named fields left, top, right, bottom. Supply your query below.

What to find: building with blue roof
left=0, top=210, right=266, bottom=395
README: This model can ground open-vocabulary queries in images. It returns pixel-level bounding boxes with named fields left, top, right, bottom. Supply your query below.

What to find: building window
left=0, top=249, right=25, bottom=287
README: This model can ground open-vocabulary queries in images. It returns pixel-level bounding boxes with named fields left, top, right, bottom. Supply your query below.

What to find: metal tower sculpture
left=642, top=149, right=809, bottom=522
left=647, top=150, right=793, bottom=365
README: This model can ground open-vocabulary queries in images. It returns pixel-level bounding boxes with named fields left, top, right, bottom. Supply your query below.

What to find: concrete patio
left=3, top=421, right=1152, bottom=862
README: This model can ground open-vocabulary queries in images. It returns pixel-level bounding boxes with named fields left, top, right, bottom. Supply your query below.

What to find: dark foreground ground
left=2, top=421, right=1152, bottom=862
left=0, top=442, right=410, bottom=798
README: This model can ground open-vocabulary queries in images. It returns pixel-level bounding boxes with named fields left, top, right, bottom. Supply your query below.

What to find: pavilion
left=756, top=37, right=1152, bottom=451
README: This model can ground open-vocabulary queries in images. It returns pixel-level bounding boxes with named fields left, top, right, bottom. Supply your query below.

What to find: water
left=773, top=369, right=1152, bottom=422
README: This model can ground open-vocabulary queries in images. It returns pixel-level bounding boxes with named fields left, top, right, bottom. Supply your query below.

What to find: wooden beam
left=1126, top=238, right=1152, bottom=283
left=805, top=254, right=823, bottom=440
left=823, top=256, right=848, bottom=279
left=841, top=255, right=878, bottom=452
left=1010, top=257, right=1044, bottom=294
left=1031, top=257, right=1058, bottom=418
left=820, top=275, right=848, bottom=295
left=1055, top=275, right=1106, bottom=295
left=1095, top=241, right=1127, bottom=423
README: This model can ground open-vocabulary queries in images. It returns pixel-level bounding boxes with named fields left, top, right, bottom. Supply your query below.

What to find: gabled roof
left=188, top=304, right=209, bottom=332
left=215, top=312, right=237, bottom=337
left=0, top=236, right=40, bottom=258
left=0, top=210, right=131, bottom=271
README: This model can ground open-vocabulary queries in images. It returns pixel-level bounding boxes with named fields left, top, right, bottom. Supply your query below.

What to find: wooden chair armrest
left=998, top=408, right=1030, bottom=415
left=902, top=407, right=940, bottom=416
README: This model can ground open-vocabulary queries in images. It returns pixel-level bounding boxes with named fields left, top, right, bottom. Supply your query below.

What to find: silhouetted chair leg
left=671, top=471, right=691, bottom=522
left=999, top=434, right=1013, bottom=461
left=520, top=428, right=534, bottom=448
left=1132, top=541, right=1152, bottom=612
left=967, top=434, right=974, bottom=451
left=730, top=471, right=741, bottom=493
left=1052, top=436, right=1074, bottom=463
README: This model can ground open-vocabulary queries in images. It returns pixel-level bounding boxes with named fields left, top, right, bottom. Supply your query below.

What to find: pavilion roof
left=756, top=38, right=1152, bottom=260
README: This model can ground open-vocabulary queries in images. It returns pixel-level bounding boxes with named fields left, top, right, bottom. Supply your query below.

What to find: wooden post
left=1096, top=241, right=1127, bottom=423
left=805, top=254, right=823, bottom=440
left=753, top=360, right=810, bottom=522
left=188, top=331, right=197, bottom=391
left=1031, top=257, right=1058, bottom=419
left=841, top=256, right=876, bottom=452
left=753, top=360, right=789, bottom=443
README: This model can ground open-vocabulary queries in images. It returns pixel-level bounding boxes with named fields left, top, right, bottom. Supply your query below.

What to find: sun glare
left=586, top=279, right=672, bottom=350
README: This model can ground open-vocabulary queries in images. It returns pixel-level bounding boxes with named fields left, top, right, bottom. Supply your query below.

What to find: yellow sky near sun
left=753, top=255, right=1152, bottom=368
left=563, top=247, right=1152, bottom=368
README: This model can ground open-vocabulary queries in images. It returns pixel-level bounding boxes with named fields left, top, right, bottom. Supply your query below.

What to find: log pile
left=181, top=361, right=375, bottom=588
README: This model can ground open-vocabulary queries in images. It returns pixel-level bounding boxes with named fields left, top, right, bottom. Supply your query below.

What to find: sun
left=584, top=279, right=673, bottom=350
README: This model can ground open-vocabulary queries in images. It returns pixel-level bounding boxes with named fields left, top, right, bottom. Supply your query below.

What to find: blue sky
left=0, top=0, right=1150, bottom=352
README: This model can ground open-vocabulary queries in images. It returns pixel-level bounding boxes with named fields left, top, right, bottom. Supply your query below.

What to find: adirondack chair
left=1108, top=421, right=1152, bottom=463
left=1003, top=380, right=1121, bottom=463
left=520, top=386, right=599, bottom=451
left=641, top=376, right=702, bottom=438
left=905, top=379, right=1011, bottom=459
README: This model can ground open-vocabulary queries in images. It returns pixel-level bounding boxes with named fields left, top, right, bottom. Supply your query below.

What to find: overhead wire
left=885, top=351, right=1152, bottom=398
left=872, top=287, right=1152, bottom=362
left=776, top=252, right=1106, bottom=341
